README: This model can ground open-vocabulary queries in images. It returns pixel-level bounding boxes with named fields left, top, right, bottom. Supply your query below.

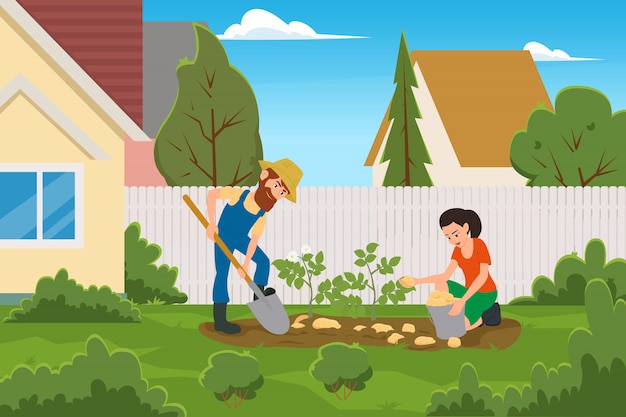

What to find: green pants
left=447, top=280, right=497, bottom=325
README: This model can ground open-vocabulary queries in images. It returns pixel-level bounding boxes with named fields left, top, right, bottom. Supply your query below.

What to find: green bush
left=0, top=335, right=185, bottom=416
left=510, top=238, right=626, bottom=305
left=427, top=363, right=500, bottom=416
left=309, top=342, right=373, bottom=400
left=125, top=222, right=188, bottom=304
left=0, top=379, right=181, bottom=416
left=199, top=350, right=263, bottom=409
left=4, top=269, right=141, bottom=323
left=509, top=354, right=626, bottom=416
left=428, top=278, right=626, bottom=416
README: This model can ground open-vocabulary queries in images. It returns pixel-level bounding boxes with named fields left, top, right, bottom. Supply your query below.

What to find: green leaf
left=378, top=295, right=388, bottom=305
left=380, top=257, right=388, bottom=267
left=355, top=296, right=363, bottom=306
left=355, top=259, right=367, bottom=267
left=344, top=272, right=356, bottom=282
left=336, top=280, right=351, bottom=292
left=396, top=291, right=406, bottom=302
left=278, top=270, right=289, bottom=279
left=302, top=253, right=313, bottom=262
left=318, top=279, right=331, bottom=292
left=314, top=293, right=324, bottom=304
left=365, top=254, right=376, bottom=263
left=272, top=259, right=288, bottom=270
left=354, top=249, right=366, bottom=258
left=286, top=274, right=295, bottom=287
left=382, top=281, right=393, bottom=294
left=316, top=251, right=324, bottom=264
left=389, top=256, right=401, bottom=267
left=388, top=293, right=398, bottom=304
left=333, top=275, right=345, bottom=286
left=294, top=278, right=305, bottom=289
left=366, top=242, right=379, bottom=253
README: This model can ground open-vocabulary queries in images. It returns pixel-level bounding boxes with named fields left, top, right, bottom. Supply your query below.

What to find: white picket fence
left=125, top=186, right=626, bottom=305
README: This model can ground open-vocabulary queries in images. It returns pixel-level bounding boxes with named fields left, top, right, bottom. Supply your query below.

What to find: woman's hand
left=398, top=275, right=416, bottom=288
left=448, top=298, right=466, bottom=316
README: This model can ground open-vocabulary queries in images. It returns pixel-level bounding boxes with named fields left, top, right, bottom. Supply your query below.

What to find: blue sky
left=144, top=1, right=626, bottom=186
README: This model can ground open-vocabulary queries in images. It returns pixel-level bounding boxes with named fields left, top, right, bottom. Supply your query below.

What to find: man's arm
left=206, top=187, right=242, bottom=240
left=239, top=215, right=267, bottom=278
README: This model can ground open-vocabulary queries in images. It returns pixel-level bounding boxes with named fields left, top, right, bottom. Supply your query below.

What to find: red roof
left=17, top=0, right=143, bottom=128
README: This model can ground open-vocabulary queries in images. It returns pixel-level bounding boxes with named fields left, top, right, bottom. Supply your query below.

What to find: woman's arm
left=460, top=263, right=490, bottom=303
left=401, top=260, right=458, bottom=287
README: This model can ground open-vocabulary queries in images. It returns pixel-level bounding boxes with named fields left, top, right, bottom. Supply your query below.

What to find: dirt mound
left=199, top=314, right=521, bottom=351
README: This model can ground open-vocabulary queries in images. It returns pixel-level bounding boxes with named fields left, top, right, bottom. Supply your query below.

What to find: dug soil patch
left=199, top=314, right=521, bottom=351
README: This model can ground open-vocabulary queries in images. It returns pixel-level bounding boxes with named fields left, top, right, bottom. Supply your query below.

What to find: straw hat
left=258, top=158, right=303, bottom=203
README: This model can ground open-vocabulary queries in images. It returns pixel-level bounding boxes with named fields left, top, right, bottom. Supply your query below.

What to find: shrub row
left=0, top=335, right=185, bottom=416
left=426, top=278, right=626, bottom=416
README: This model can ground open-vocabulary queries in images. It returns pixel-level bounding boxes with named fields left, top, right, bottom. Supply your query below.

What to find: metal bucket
left=427, top=304, right=466, bottom=340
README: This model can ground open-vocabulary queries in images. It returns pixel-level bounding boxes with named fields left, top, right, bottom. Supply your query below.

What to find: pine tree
left=380, top=32, right=433, bottom=186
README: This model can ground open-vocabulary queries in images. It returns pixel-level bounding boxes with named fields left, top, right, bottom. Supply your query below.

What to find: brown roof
left=365, top=50, right=552, bottom=167
left=17, top=0, right=143, bottom=128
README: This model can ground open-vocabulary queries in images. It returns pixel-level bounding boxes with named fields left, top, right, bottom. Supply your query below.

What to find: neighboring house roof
left=365, top=50, right=552, bottom=170
left=16, top=0, right=144, bottom=129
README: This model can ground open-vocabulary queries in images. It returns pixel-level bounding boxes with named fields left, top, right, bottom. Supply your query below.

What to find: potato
left=371, top=323, right=394, bottom=333
left=401, top=323, right=416, bottom=333
left=399, top=276, right=414, bottom=287
left=447, top=337, right=462, bottom=348
left=414, top=336, right=436, bottom=346
left=387, top=332, right=405, bottom=344
left=291, top=322, right=305, bottom=329
left=293, top=314, right=308, bottom=324
left=312, top=318, right=341, bottom=329
left=426, top=291, right=455, bottom=306
left=353, top=325, right=367, bottom=332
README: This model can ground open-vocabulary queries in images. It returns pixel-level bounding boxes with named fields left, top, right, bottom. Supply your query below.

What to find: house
left=0, top=0, right=150, bottom=299
left=365, top=50, right=553, bottom=185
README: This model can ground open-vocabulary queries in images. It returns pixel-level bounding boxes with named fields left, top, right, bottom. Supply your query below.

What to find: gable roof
left=365, top=50, right=552, bottom=167
left=0, top=74, right=110, bottom=159
left=1, top=0, right=149, bottom=142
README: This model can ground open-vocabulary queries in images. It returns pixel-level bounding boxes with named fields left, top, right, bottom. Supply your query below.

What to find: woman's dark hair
left=439, top=208, right=482, bottom=238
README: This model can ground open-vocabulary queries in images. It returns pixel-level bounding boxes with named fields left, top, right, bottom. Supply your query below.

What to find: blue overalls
left=213, top=190, right=270, bottom=303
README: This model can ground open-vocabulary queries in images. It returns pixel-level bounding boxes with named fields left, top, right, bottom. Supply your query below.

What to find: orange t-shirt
left=451, top=238, right=496, bottom=292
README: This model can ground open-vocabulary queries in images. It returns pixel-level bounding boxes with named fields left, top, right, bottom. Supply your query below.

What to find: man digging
left=205, top=158, right=303, bottom=334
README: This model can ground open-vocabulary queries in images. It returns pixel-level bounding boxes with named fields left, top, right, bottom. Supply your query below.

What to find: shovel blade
left=247, top=293, right=290, bottom=335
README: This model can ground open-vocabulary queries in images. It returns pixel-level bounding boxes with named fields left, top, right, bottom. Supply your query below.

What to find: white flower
left=301, top=244, right=312, bottom=255
left=287, top=251, right=298, bottom=262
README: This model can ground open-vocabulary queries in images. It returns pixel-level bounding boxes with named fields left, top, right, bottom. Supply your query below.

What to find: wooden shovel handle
left=182, top=194, right=252, bottom=283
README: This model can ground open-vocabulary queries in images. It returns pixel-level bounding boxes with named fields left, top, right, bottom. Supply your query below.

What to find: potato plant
left=316, top=242, right=414, bottom=320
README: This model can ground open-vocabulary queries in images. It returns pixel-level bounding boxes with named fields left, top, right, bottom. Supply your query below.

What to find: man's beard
left=253, top=177, right=277, bottom=212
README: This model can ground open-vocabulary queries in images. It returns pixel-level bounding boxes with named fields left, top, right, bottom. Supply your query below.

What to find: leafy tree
left=380, top=32, right=433, bottom=186
left=199, top=350, right=263, bottom=409
left=154, top=23, right=263, bottom=186
left=309, top=342, right=373, bottom=400
left=125, top=222, right=188, bottom=304
left=510, top=86, right=626, bottom=186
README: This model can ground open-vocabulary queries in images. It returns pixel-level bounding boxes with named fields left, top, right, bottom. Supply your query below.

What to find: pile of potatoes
left=425, top=290, right=455, bottom=306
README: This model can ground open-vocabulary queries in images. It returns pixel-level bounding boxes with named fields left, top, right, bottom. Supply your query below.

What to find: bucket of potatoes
left=425, top=290, right=465, bottom=348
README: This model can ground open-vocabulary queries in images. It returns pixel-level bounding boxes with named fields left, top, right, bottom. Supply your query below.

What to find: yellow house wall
left=0, top=10, right=125, bottom=292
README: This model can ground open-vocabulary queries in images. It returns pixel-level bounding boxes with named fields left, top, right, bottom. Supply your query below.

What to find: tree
left=309, top=342, right=373, bottom=400
left=510, top=87, right=626, bottom=186
left=380, top=32, right=433, bottom=186
left=199, top=350, right=264, bottom=409
left=154, top=23, right=263, bottom=186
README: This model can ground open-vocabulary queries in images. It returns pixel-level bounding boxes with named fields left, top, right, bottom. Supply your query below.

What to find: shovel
left=183, top=194, right=290, bottom=335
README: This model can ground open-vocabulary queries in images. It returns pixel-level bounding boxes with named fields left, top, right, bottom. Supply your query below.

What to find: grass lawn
left=0, top=304, right=587, bottom=416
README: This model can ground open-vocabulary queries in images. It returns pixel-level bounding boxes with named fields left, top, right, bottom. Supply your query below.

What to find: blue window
left=0, top=165, right=82, bottom=247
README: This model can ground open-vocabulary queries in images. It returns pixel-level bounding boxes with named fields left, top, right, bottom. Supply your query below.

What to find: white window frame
left=0, top=163, right=84, bottom=248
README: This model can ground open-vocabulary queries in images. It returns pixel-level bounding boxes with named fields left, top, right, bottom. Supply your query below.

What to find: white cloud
left=217, top=9, right=367, bottom=40
left=523, top=41, right=600, bottom=61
